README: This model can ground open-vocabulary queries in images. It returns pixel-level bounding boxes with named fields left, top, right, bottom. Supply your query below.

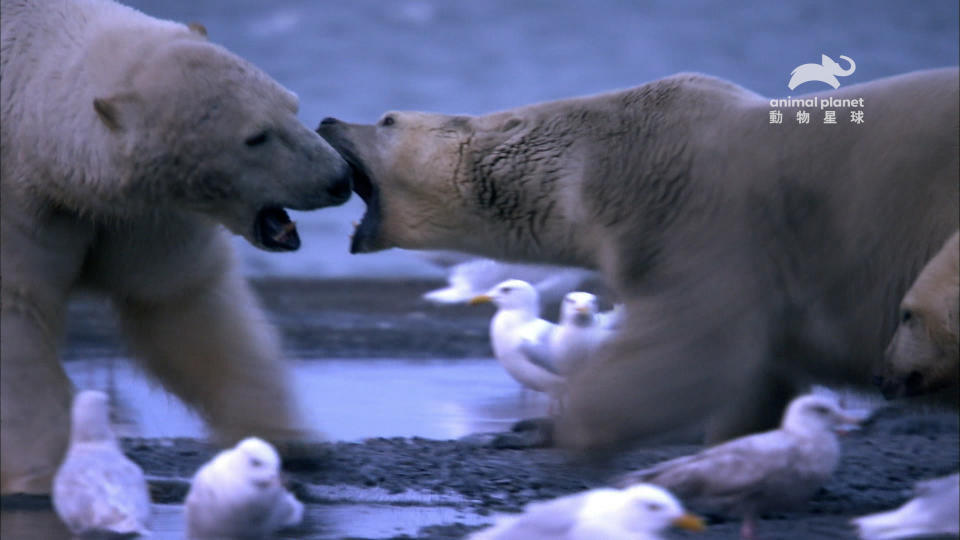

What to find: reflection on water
left=147, top=502, right=490, bottom=540
left=63, top=356, right=548, bottom=441
left=1, top=501, right=488, bottom=540
left=6, top=357, right=536, bottom=539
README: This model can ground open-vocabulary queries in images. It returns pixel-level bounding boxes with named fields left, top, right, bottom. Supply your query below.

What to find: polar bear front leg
left=113, top=266, right=307, bottom=446
left=0, top=287, right=73, bottom=495
left=1, top=206, right=92, bottom=495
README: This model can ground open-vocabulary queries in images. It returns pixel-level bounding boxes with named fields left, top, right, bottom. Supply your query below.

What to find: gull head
left=560, top=292, right=600, bottom=327
left=230, top=437, right=282, bottom=489
left=69, top=390, right=116, bottom=444
left=581, top=484, right=705, bottom=534
left=469, top=279, right=539, bottom=312
left=780, top=394, right=860, bottom=436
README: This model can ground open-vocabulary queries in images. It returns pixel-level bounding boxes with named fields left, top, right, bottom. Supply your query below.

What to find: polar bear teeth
left=273, top=222, right=297, bottom=243
left=256, top=206, right=300, bottom=251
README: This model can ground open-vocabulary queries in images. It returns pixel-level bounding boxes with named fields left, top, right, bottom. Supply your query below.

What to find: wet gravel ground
left=119, top=405, right=958, bottom=540
left=29, top=279, right=960, bottom=538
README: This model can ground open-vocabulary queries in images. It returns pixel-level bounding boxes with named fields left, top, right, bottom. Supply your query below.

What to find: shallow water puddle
left=64, top=356, right=549, bottom=441
left=153, top=500, right=491, bottom=540
left=2, top=501, right=492, bottom=540
left=9, top=358, right=538, bottom=539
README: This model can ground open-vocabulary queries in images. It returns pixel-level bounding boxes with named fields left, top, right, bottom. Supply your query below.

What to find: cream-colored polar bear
left=878, top=231, right=959, bottom=402
left=1, top=0, right=352, bottom=494
left=318, top=68, right=959, bottom=449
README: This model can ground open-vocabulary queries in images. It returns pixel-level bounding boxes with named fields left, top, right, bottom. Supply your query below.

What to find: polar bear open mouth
left=344, top=159, right=382, bottom=254
left=255, top=206, right=300, bottom=251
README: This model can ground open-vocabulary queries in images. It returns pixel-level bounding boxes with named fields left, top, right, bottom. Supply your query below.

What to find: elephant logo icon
left=787, top=54, right=856, bottom=90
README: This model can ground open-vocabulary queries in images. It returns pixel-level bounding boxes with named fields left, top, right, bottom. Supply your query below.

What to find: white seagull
left=470, top=279, right=565, bottom=395
left=616, top=393, right=860, bottom=540
left=469, top=483, right=705, bottom=540
left=543, top=292, right=614, bottom=376
left=596, top=303, right=626, bottom=330
left=423, top=255, right=594, bottom=305
left=853, top=472, right=959, bottom=540
left=52, top=390, right=151, bottom=537
left=185, top=437, right=304, bottom=539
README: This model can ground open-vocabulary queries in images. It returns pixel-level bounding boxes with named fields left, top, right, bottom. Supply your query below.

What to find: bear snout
left=325, top=174, right=352, bottom=204
left=875, top=370, right=925, bottom=400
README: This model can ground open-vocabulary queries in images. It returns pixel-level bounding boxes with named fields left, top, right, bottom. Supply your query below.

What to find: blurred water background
left=124, top=0, right=959, bottom=278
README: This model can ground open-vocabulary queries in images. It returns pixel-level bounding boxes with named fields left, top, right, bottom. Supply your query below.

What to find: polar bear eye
left=380, top=115, right=396, bottom=127
left=245, top=131, right=269, bottom=147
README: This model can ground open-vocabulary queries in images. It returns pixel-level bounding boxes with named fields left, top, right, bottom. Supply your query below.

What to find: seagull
left=468, top=483, right=705, bottom=540
left=470, top=279, right=565, bottom=395
left=596, top=303, right=626, bottom=330
left=615, top=393, right=860, bottom=540
left=52, top=390, right=151, bottom=537
left=543, top=292, right=614, bottom=376
left=852, top=472, right=959, bottom=540
left=423, top=255, right=594, bottom=305
left=185, top=437, right=304, bottom=539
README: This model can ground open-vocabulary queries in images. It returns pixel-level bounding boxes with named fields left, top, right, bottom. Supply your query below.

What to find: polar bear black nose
left=319, top=117, right=340, bottom=127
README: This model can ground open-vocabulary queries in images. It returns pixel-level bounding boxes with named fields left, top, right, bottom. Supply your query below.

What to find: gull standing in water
left=471, top=279, right=565, bottom=395
left=53, top=390, right=151, bottom=537
left=185, top=437, right=303, bottom=539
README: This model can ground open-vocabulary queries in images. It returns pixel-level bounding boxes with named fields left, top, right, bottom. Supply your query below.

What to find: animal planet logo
left=787, top=54, right=856, bottom=90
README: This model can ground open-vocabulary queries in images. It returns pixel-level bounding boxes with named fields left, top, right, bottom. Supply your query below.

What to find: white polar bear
left=317, top=68, right=958, bottom=449
left=1, top=0, right=352, bottom=495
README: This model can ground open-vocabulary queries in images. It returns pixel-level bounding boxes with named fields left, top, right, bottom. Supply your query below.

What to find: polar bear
left=877, top=232, right=959, bottom=402
left=1, top=0, right=352, bottom=494
left=317, top=68, right=959, bottom=449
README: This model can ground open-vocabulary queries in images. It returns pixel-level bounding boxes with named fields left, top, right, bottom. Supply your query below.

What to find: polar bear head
left=92, top=34, right=351, bottom=251
left=316, top=112, right=490, bottom=254
left=316, top=105, right=592, bottom=262
left=879, top=232, right=959, bottom=400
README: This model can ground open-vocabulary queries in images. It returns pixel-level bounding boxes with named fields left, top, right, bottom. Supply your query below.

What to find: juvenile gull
left=616, top=394, right=859, bottom=539
left=185, top=437, right=303, bottom=539
left=853, top=472, right=959, bottom=540
left=469, top=483, right=704, bottom=540
left=470, top=279, right=565, bottom=394
left=52, top=390, right=151, bottom=537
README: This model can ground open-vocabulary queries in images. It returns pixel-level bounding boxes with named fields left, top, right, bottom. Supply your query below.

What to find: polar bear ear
left=500, top=117, right=523, bottom=132
left=187, top=22, right=208, bottom=38
left=93, top=93, right=139, bottom=132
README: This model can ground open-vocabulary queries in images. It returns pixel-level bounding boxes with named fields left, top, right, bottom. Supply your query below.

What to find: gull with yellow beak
left=470, top=279, right=565, bottom=395
left=468, top=483, right=705, bottom=540
left=543, top=292, right=614, bottom=376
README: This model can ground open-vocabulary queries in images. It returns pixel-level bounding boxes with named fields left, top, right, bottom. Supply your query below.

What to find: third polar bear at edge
left=877, top=231, right=959, bottom=403
left=317, top=68, right=959, bottom=449
left=1, top=0, right=351, bottom=494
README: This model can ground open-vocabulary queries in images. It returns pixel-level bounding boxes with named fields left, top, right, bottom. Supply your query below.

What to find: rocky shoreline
left=10, top=278, right=959, bottom=539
